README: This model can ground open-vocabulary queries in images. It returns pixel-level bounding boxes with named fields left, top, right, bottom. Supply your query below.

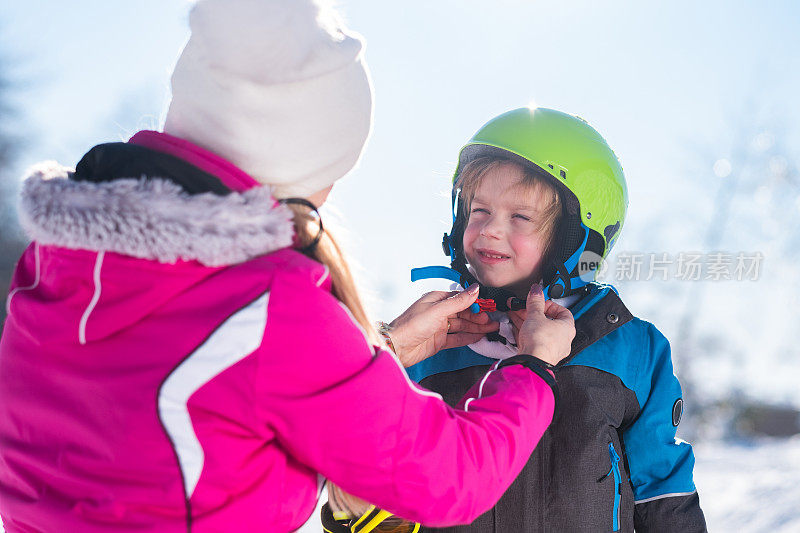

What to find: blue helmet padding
left=448, top=188, right=460, bottom=261
left=542, top=223, right=592, bottom=299
left=410, top=266, right=483, bottom=313
left=411, top=266, right=462, bottom=284
left=567, top=274, right=591, bottom=293
left=564, top=227, right=589, bottom=272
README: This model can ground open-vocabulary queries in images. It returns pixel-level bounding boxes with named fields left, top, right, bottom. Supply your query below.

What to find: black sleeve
left=633, top=492, right=707, bottom=533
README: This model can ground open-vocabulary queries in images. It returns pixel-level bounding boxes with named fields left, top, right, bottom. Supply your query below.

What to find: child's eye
left=513, top=214, right=531, bottom=221
left=471, top=208, right=489, bottom=215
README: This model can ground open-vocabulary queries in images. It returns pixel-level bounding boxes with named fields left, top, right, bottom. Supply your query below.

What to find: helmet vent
left=546, top=163, right=567, bottom=180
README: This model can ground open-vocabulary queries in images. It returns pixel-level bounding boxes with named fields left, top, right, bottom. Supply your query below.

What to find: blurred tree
left=0, top=48, right=28, bottom=326
left=0, top=53, right=18, bottom=171
left=639, top=107, right=800, bottom=440
left=695, top=117, right=797, bottom=436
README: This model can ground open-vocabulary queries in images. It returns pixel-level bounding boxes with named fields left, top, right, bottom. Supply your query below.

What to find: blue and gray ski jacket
left=407, top=283, right=707, bottom=532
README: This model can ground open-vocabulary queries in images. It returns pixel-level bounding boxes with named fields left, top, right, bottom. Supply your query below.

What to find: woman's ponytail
left=287, top=203, right=379, bottom=347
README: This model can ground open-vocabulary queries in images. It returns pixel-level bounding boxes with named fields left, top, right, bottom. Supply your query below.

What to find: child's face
left=462, top=163, right=549, bottom=297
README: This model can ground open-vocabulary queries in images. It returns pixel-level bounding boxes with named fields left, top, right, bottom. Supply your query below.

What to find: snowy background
left=1, top=1, right=799, bottom=531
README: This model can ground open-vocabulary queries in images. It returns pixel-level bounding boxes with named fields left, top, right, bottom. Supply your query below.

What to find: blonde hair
left=288, top=203, right=380, bottom=519
left=456, top=157, right=563, bottom=265
left=288, top=204, right=379, bottom=346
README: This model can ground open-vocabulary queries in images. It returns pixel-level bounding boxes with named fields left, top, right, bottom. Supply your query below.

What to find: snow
left=694, top=437, right=800, bottom=532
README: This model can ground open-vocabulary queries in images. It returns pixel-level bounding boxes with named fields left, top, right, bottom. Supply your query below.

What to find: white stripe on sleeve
left=158, top=291, right=270, bottom=498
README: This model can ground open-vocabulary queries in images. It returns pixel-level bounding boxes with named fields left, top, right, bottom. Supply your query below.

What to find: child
left=387, top=107, right=706, bottom=532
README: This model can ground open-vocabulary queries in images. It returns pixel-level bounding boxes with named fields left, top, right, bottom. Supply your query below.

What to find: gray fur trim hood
left=19, top=161, right=295, bottom=267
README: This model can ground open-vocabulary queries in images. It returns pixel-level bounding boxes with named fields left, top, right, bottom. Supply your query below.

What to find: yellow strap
left=350, top=505, right=377, bottom=529
left=347, top=505, right=421, bottom=533
left=355, top=509, right=395, bottom=532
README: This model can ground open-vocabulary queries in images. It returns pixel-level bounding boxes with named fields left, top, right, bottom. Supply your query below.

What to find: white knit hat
left=163, top=0, right=373, bottom=198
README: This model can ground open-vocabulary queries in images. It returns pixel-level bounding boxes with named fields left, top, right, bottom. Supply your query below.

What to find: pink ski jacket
left=0, top=131, right=557, bottom=532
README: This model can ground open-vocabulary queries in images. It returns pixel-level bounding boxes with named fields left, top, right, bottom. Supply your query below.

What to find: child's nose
left=479, top=217, right=504, bottom=239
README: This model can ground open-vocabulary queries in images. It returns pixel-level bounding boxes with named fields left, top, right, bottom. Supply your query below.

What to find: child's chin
left=498, top=281, right=533, bottom=298
left=473, top=270, right=526, bottom=294
left=480, top=277, right=516, bottom=291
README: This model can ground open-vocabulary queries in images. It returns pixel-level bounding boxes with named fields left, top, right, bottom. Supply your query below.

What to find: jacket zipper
left=598, top=442, right=622, bottom=531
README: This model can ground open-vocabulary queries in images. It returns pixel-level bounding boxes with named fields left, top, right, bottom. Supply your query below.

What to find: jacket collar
left=565, top=283, right=634, bottom=362
left=72, top=140, right=234, bottom=196
left=128, top=130, right=261, bottom=192
left=19, top=139, right=294, bottom=267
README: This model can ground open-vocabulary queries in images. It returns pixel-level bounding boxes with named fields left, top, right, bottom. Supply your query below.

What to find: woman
left=0, top=1, right=575, bottom=531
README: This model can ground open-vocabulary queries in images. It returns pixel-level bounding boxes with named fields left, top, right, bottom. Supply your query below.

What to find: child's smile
left=474, top=249, right=512, bottom=263
left=462, top=162, right=549, bottom=297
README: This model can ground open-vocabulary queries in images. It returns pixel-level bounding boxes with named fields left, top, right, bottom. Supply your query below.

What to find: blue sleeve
left=623, top=323, right=705, bottom=532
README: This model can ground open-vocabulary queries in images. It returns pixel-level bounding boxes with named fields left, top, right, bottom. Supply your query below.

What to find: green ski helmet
left=442, top=107, right=628, bottom=300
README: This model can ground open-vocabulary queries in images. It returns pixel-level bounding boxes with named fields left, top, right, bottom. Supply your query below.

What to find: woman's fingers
left=385, top=286, right=486, bottom=366
left=508, top=309, right=527, bottom=330
left=543, top=299, right=562, bottom=315
left=544, top=300, right=574, bottom=322
left=446, top=317, right=499, bottom=334
left=455, top=309, right=491, bottom=324
left=526, top=283, right=547, bottom=314
left=434, top=285, right=481, bottom=315
left=419, top=290, right=460, bottom=304
left=442, top=331, right=489, bottom=350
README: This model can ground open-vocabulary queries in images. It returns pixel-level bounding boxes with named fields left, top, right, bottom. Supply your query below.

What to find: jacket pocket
left=597, top=442, right=622, bottom=532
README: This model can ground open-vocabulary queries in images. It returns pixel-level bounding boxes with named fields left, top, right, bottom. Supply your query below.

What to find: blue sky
left=3, top=0, right=799, bottom=331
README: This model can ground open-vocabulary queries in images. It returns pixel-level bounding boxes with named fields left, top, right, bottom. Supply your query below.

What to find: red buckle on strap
left=476, top=298, right=497, bottom=313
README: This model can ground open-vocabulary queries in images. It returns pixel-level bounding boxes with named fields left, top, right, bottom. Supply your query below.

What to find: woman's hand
left=388, top=285, right=499, bottom=367
left=509, top=283, right=576, bottom=366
